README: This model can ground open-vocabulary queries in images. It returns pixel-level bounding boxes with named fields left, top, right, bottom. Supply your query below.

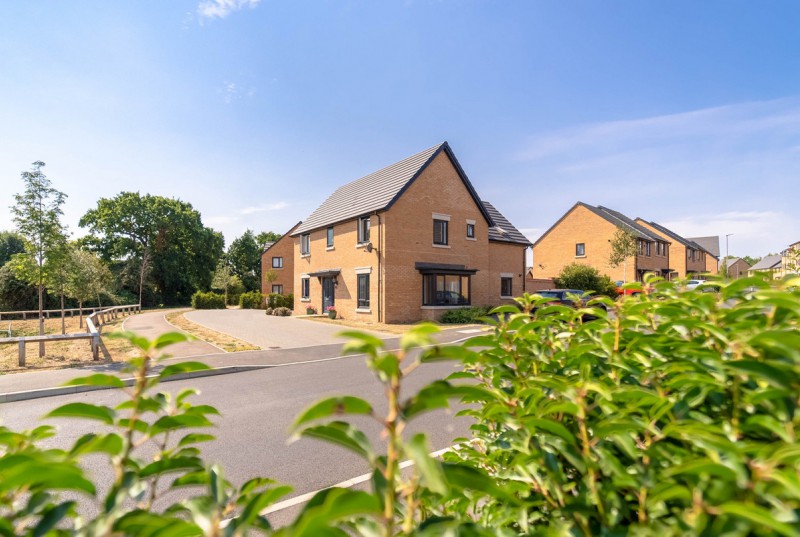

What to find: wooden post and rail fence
left=0, top=304, right=141, bottom=367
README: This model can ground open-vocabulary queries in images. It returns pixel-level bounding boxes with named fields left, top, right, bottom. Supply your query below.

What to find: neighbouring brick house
left=747, top=254, right=782, bottom=278
left=722, top=257, right=751, bottom=279
left=688, top=236, right=720, bottom=275
left=532, top=202, right=671, bottom=282
left=260, top=222, right=301, bottom=297
left=289, top=142, right=531, bottom=323
left=635, top=220, right=714, bottom=279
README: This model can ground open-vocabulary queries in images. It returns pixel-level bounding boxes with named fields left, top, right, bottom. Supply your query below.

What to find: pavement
left=184, top=309, right=391, bottom=349
left=0, top=309, right=485, bottom=403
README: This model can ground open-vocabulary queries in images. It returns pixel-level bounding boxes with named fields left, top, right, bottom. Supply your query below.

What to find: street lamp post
left=725, top=233, right=733, bottom=279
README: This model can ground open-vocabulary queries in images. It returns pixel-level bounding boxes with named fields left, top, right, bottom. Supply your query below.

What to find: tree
left=80, top=192, right=224, bottom=306
left=211, top=258, right=234, bottom=306
left=0, top=264, right=37, bottom=311
left=742, top=255, right=762, bottom=266
left=553, top=263, right=618, bottom=297
left=10, top=161, right=68, bottom=355
left=608, top=228, right=639, bottom=283
left=64, top=247, right=114, bottom=327
left=256, top=231, right=282, bottom=250
left=0, top=231, right=26, bottom=267
left=228, top=229, right=262, bottom=292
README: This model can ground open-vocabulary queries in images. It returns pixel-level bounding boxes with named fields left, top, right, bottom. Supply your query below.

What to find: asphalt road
left=0, top=346, right=473, bottom=526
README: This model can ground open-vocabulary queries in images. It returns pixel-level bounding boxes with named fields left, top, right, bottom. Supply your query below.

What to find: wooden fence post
left=92, top=334, right=99, bottom=361
left=18, top=340, right=25, bottom=367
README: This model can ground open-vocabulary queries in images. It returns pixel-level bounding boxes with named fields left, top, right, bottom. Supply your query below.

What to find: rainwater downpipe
left=376, top=211, right=382, bottom=323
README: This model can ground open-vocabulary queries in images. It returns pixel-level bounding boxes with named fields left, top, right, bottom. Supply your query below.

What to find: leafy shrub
left=433, top=275, right=800, bottom=534
left=553, top=262, right=619, bottom=297
left=272, top=306, right=292, bottom=316
left=238, top=290, right=264, bottom=309
left=264, top=307, right=273, bottom=315
left=190, top=290, right=225, bottom=309
left=266, top=293, right=292, bottom=309
left=439, top=305, right=493, bottom=324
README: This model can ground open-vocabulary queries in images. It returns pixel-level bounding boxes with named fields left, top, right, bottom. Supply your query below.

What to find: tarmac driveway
left=183, top=309, right=391, bottom=349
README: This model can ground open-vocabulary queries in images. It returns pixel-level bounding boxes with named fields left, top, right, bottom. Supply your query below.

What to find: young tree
left=64, top=247, right=113, bottom=328
left=10, top=161, right=67, bottom=355
left=608, top=228, right=639, bottom=283
left=211, top=258, right=234, bottom=306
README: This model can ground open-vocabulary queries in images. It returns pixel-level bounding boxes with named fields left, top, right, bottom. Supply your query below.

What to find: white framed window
left=301, top=234, right=310, bottom=255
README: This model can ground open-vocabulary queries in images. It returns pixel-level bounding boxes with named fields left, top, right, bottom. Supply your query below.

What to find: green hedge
left=439, top=305, right=493, bottom=324
left=266, top=293, right=293, bottom=309
left=190, top=291, right=226, bottom=309
left=238, top=290, right=264, bottom=309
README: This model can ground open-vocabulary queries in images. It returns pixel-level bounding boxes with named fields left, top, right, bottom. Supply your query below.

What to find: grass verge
left=164, top=311, right=260, bottom=352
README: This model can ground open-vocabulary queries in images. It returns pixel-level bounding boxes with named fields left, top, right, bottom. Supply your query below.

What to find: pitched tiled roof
left=749, top=254, right=782, bottom=271
left=688, top=236, right=720, bottom=258
left=723, top=257, right=746, bottom=269
left=291, top=142, right=492, bottom=236
left=587, top=204, right=662, bottom=241
left=483, top=201, right=532, bottom=246
left=640, top=220, right=692, bottom=247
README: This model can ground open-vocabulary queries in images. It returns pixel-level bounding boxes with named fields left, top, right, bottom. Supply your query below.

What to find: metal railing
left=0, top=304, right=140, bottom=366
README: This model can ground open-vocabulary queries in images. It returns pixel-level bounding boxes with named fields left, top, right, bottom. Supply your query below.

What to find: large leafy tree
left=228, top=229, right=262, bottom=292
left=79, top=192, right=223, bottom=305
left=0, top=231, right=26, bottom=267
left=255, top=230, right=281, bottom=249
left=10, top=161, right=68, bottom=354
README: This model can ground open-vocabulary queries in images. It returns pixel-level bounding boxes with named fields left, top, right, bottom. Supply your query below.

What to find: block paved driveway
left=183, top=309, right=392, bottom=349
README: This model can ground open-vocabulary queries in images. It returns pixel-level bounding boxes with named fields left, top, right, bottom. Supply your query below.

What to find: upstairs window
left=326, top=226, right=334, bottom=248
left=575, top=243, right=585, bottom=256
left=272, top=257, right=283, bottom=269
left=433, top=219, right=449, bottom=246
left=645, top=242, right=651, bottom=256
left=358, top=216, right=371, bottom=243
left=272, top=284, right=283, bottom=294
left=301, top=234, right=310, bottom=255
left=466, top=223, right=475, bottom=239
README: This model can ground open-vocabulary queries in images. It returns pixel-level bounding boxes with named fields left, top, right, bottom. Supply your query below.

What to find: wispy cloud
left=240, top=201, right=288, bottom=215
left=197, top=0, right=260, bottom=21
left=220, top=80, right=256, bottom=103
left=512, top=97, right=800, bottom=256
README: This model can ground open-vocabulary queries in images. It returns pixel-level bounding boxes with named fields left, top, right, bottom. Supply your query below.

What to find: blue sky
left=1, top=1, right=799, bottom=258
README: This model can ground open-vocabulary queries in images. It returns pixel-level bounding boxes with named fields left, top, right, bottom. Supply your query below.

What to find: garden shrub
left=272, top=306, right=292, bottom=316
left=190, top=290, right=225, bottom=309
left=439, top=305, right=493, bottom=324
left=553, top=262, right=619, bottom=297
left=264, top=307, right=273, bottom=315
left=4, top=274, right=800, bottom=536
left=238, top=291, right=264, bottom=309
left=266, top=293, right=292, bottom=309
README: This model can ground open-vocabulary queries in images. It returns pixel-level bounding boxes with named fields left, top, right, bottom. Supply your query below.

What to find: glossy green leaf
left=62, top=373, right=126, bottom=388
left=158, top=361, right=212, bottom=379
left=292, top=396, right=374, bottom=430
left=46, top=402, right=115, bottom=424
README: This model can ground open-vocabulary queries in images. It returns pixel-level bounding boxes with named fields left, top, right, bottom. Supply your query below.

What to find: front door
left=322, top=277, right=335, bottom=312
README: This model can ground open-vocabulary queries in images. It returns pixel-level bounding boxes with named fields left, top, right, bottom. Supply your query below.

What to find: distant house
left=289, top=142, right=531, bottom=323
left=722, top=257, right=751, bottom=279
left=532, top=202, right=670, bottom=282
left=635, top=220, right=714, bottom=279
left=748, top=254, right=783, bottom=278
left=260, top=222, right=301, bottom=298
left=781, top=240, right=800, bottom=276
left=686, top=235, right=720, bottom=275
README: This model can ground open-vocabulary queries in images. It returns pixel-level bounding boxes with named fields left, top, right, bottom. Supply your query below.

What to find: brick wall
left=533, top=204, right=634, bottom=282
left=260, top=230, right=296, bottom=299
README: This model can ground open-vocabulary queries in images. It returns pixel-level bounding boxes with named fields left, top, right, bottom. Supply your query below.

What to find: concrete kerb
left=0, top=364, right=269, bottom=403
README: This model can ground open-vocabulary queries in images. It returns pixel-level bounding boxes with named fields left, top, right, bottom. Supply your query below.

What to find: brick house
left=260, top=222, right=301, bottom=297
left=289, top=142, right=531, bottom=323
left=747, top=254, right=782, bottom=278
left=687, top=236, right=720, bottom=275
left=635, top=220, right=714, bottom=278
left=532, top=202, right=670, bottom=282
left=722, top=257, right=751, bottom=279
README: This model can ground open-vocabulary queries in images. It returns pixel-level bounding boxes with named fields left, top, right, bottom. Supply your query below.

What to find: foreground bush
left=239, top=290, right=264, bottom=309
left=554, top=262, right=619, bottom=297
left=3, top=275, right=799, bottom=535
left=191, top=290, right=226, bottom=309
left=439, top=305, right=493, bottom=324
